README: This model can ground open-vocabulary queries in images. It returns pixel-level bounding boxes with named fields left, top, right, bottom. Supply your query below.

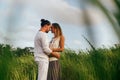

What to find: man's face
left=45, top=25, right=51, bottom=33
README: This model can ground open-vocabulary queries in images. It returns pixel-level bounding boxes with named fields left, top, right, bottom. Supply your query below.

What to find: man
left=34, top=19, right=60, bottom=80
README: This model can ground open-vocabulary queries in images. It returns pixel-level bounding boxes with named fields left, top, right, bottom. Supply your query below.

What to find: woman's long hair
left=52, top=23, right=63, bottom=37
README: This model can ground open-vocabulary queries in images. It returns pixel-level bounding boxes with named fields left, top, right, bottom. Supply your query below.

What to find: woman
left=47, top=23, right=65, bottom=80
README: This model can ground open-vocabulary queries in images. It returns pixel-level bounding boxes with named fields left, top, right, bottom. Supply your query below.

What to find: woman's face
left=51, top=26, right=55, bottom=33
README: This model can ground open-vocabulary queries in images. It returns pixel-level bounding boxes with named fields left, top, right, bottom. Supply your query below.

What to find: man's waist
left=34, top=53, right=49, bottom=60
left=34, top=56, right=49, bottom=62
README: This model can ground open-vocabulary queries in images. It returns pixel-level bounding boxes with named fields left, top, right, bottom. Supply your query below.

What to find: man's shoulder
left=37, top=31, right=46, bottom=37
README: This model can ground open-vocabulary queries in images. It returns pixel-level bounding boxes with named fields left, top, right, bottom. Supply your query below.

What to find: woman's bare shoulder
left=60, top=35, right=65, bottom=41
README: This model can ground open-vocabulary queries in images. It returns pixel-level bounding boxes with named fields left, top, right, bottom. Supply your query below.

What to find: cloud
left=24, top=0, right=82, bottom=26
left=73, top=40, right=81, bottom=45
left=14, top=40, right=34, bottom=48
left=0, top=0, right=119, bottom=49
left=91, top=24, right=119, bottom=48
left=7, top=25, right=37, bottom=41
left=0, top=0, right=83, bottom=47
left=84, top=6, right=107, bottom=25
left=0, top=31, right=5, bottom=43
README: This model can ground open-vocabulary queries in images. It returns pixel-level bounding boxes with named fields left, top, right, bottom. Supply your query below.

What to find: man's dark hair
left=41, top=19, right=51, bottom=27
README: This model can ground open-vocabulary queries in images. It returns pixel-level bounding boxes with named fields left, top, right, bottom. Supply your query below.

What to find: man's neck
left=39, top=28, right=45, bottom=32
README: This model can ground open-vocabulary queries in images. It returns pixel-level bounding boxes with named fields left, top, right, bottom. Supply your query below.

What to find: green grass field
left=0, top=44, right=120, bottom=80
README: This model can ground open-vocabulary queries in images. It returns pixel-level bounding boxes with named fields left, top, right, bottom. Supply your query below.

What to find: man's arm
left=41, top=33, right=52, bottom=55
left=40, top=33, right=60, bottom=59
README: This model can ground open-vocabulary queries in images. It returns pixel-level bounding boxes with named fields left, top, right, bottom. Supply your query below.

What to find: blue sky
left=0, top=0, right=119, bottom=50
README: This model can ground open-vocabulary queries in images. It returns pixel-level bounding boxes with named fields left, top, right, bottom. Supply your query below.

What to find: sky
left=0, top=0, right=119, bottom=51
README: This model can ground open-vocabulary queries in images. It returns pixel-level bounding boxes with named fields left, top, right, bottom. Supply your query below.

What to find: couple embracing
left=34, top=19, right=65, bottom=80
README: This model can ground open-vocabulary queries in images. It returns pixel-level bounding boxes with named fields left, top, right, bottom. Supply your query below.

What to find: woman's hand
left=51, top=52, right=60, bottom=59
left=50, top=48, right=55, bottom=52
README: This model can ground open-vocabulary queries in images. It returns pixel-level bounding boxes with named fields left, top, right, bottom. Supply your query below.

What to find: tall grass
left=0, top=44, right=37, bottom=80
left=61, top=45, right=120, bottom=80
left=0, top=44, right=120, bottom=80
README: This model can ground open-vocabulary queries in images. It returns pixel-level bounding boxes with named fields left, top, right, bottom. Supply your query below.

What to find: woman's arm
left=52, top=36, right=65, bottom=52
left=50, top=52, right=60, bottom=59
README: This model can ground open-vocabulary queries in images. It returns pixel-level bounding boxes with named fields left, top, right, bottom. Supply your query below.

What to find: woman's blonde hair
left=52, top=23, right=63, bottom=37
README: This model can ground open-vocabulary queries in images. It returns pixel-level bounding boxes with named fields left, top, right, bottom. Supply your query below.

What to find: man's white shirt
left=34, top=31, right=52, bottom=62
